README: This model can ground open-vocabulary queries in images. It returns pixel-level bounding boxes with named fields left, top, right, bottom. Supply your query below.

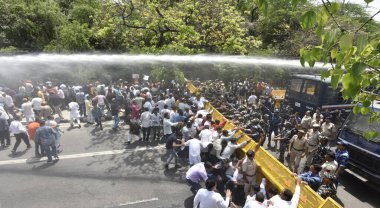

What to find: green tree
left=150, top=65, right=185, bottom=84
left=0, top=0, right=65, bottom=51
left=92, top=0, right=255, bottom=54
left=44, top=21, right=93, bottom=52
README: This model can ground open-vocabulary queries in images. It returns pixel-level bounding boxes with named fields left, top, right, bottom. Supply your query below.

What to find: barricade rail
left=186, top=82, right=341, bottom=208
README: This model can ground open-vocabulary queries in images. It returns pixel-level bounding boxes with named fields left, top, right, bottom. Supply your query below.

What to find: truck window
left=290, top=78, right=303, bottom=92
left=346, top=113, right=380, bottom=143
left=323, top=86, right=344, bottom=105
left=302, top=80, right=319, bottom=95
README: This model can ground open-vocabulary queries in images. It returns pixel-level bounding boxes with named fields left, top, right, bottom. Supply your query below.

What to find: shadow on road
left=184, top=195, right=194, bottom=208
left=31, top=160, right=58, bottom=170
left=7, top=149, right=29, bottom=158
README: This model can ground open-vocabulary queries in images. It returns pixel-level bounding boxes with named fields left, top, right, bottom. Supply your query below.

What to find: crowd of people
left=0, top=77, right=349, bottom=207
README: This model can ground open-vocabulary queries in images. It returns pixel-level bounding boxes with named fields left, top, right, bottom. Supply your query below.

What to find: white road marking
left=0, top=146, right=165, bottom=166
left=118, top=197, right=159, bottom=206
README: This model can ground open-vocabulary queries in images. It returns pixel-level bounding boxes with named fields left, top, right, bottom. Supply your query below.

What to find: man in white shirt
left=165, top=94, right=176, bottom=109
left=185, top=137, right=202, bottom=166
left=9, top=116, right=31, bottom=154
left=21, top=98, right=35, bottom=124
left=220, top=137, right=248, bottom=160
left=193, top=178, right=231, bottom=208
left=133, top=94, right=145, bottom=110
left=155, top=98, right=166, bottom=112
left=163, top=112, right=180, bottom=140
left=301, top=111, right=312, bottom=130
left=143, top=99, right=153, bottom=112
left=69, top=101, right=81, bottom=128
left=244, top=192, right=266, bottom=208
left=57, top=88, right=65, bottom=100
left=247, top=94, right=257, bottom=106
left=31, top=96, right=43, bottom=117
left=3, top=93, right=16, bottom=117
left=140, top=108, right=152, bottom=142
left=193, top=95, right=208, bottom=110
left=267, top=178, right=302, bottom=208
left=199, top=125, right=213, bottom=150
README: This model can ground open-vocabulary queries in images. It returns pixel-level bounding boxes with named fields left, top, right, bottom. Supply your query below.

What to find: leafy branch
left=355, top=10, right=380, bottom=34
left=322, top=0, right=345, bottom=32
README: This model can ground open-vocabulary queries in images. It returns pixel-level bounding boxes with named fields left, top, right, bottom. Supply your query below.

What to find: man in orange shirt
left=28, top=118, right=43, bottom=157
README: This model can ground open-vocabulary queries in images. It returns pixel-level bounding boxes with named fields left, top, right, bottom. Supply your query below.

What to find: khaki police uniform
left=242, top=156, right=257, bottom=195
left=289, top=134, right=306, bottom=173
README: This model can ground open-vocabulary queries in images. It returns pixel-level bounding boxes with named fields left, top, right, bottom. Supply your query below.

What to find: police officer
left=317, top=172, right=337, bottom=199
left=273, top=121, right=295, bottom=164
left=304, top=124, right=321, bottom=169
left=335, top=140, right=349, bottom=187
left=288, top=130, right=306, bottom=173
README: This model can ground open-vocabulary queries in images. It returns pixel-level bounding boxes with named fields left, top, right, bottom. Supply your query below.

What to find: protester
left=186, top=162, right=214, bottom=193
left=21, top=98, right=35, bottom=123
left=163, top=112, right=180, bottom=141
left=221, top=137, right=248, bottom=160
left=150, top=107, right=161, bottom=141
left=68, top=100, right=81, bottom=128
left=31, top=96, right=43, bottom=117
left=40, top=102, right=53, bottom=120
left=85, top=95, right=94, bottom=124
left=193, top=178, right=231, bottom=208
left=110, top=98, right=120, bottom=131
left=92, top=104, right=103, bottom=130
left=140, top=107, right=152, bottom=141
left=164, top=131, right=184, bottom=170
left=296, top=164, right=322, bottom=191
left=9, top=115, right=32, bottom=154
left=27, top=118, right=43, bottom=157
left=0, top=111, right=10, bottom=148
left=35, top=120, right=58, bottom=163
left=185, top=136, right=202, bottom=166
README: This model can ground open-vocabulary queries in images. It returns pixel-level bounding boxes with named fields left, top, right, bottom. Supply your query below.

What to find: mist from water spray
left=0, top=54, right=325, bottom=71
left=0, top=54, right=325, bottom=87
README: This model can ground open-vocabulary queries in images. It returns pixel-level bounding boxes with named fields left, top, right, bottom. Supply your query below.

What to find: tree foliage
left=150, top=65, right=185, bottom=84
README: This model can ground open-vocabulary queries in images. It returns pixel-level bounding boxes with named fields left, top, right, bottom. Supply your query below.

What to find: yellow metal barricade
left=318, top=198, right=342, bottom=208
left=186, top=81, right=342, bottom=208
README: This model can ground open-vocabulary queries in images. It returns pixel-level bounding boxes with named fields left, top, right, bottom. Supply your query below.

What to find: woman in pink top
left=131, top=100, right=140, bottom=121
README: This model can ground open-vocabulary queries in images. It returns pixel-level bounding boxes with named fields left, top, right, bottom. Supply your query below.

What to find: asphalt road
left=0, top=121, right=379, bottom=208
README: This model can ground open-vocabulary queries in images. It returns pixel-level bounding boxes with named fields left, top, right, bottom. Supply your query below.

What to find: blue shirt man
left=35, top=124, right=58, bottom=163
left=298, top=164, right=322, bottom=191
